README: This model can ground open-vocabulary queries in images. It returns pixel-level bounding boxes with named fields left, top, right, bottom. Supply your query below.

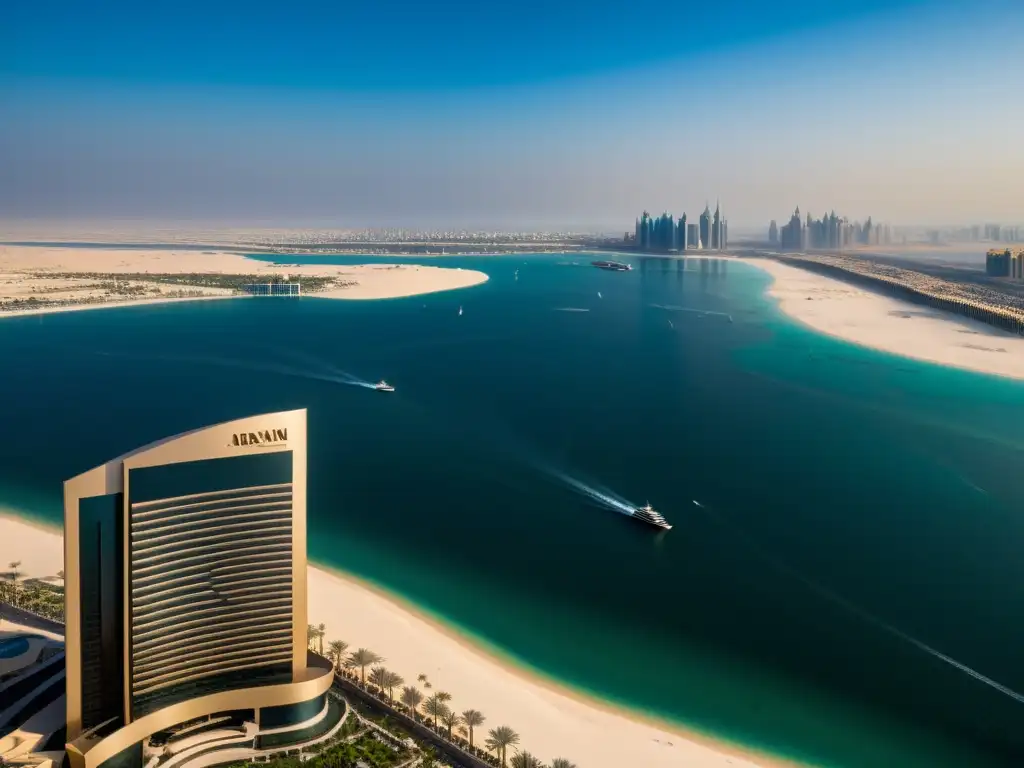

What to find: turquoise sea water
left=1, top=254, right=1022, bottom=766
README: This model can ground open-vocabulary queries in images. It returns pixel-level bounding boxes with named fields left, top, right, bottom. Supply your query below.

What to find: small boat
left=632, top=502, right=672, bottom=531
left=591, top=260, right=632, bottom=272
left=458, top=306, right=463, bottom=316
left=374, top=380, right=395, bottom=393
left=597, top=291, right=603, bottom=299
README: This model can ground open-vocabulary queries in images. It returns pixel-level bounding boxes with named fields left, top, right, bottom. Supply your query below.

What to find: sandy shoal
left=0, top=246, right=488, bottom=318
left=0, top=512, right=785, bottom=768
left=738, top=258, right=1024, bottom=380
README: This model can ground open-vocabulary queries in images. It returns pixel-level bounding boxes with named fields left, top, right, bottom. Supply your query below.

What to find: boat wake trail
left=428, top=403, right=638, bottom=519
left=650, top=303, right=732, bottom=321
left=267, top=347, right=379, bottom=389
left=104, top=349, right=378, bottom=389
left=537, top=466, right=636, bottom=516
left=553, top=307, right=590, bottom=313
left=692, top=500, right=1024, bottom=706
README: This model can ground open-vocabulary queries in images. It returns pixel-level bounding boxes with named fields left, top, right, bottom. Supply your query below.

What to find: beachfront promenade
left=768, top=253, right=1024, bottom=336
left=0, top=597, right=571, bottom=768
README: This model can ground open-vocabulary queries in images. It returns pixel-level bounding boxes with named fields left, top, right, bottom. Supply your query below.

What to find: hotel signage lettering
left=230, top=428, right=288, bottom=448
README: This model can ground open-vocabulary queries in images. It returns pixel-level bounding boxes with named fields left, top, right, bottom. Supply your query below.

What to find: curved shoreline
left=0, top=244, right=489, bottom=319
left=737, top=257, right=1024, bottom=382
left=0, top=509, right=791, bottom=768
left=309, top=562, right=800, bottom=768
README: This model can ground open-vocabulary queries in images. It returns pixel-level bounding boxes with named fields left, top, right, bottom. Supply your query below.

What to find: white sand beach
left=0, top=512, right=781, bottom=768
left=740, top=258, right=1024, bottom=380
left=0, top=245, right=488, bottom=319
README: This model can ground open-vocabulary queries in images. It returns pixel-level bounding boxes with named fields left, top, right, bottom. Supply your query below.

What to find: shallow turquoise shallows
left=2, top=254, right=1022, bottom=767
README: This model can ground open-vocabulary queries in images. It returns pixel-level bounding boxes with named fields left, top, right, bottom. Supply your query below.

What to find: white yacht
left=632, top=502, right=672, bottom=531
left=375, top=380, right=395, bottom=393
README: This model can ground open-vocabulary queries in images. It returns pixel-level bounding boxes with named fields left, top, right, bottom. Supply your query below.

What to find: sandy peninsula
left=0, top=245, right=488, bottom=319
left=739, top=257, right=1024, bottom=381
left=0, top=511, right=783, bottom=768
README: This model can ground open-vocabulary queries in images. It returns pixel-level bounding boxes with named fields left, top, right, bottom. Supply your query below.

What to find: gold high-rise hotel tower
left=63, top=409, right=340, bottom=768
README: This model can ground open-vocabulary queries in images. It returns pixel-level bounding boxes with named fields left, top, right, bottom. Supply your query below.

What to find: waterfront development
left=761, top=252, right=1024, bottom=336
left=1, top=252, right=1022, bottom=768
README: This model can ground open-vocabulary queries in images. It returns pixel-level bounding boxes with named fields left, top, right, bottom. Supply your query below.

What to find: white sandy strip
left=0, top=294, right=241, bottom=321
left=0, top=246, right=488, bottom=319
left=0, top=512, right=782, bottom=768
left=315, top=265, right=487, bottom=300
left=740, top=258, right=1024, bottom=380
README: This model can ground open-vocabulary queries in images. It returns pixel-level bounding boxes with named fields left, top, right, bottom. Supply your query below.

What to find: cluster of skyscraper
left=627, top=202, right=728, bottom=252
left=923, top=225, right=1020, bottom=246
left=981, top=224, right=1022, bottom=242
left=986, top=248, right=1024, bottom=280
left=770, top=208, right=888, bottom=251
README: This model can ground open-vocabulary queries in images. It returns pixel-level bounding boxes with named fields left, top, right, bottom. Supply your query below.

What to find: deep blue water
left=1, top=253, right=1022, bottom=766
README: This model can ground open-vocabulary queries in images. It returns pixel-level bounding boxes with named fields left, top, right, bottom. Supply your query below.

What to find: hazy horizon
left=4, top=0, right=1023, bottom=230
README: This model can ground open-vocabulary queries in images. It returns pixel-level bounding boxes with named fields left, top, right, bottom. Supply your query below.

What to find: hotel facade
left=63, top=409, right=340, bottom=768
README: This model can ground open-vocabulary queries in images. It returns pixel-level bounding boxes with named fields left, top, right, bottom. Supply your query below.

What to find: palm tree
left=400, top=685, right=424, bottom=717
left=550, top=759, right=577, bottom=768
left=316, top=623, right=326, bottom=655
left=368, top=665, right=389, bottom=695
left=485, top=725, right=519, bottom=767
left=8, top=561, right=21, bottom=605
left=509, top=752, right=542, bottom=768
left=461, top=709, right=485, bottom=749
left=382, top=670, right=404, bottom=703
left=440, top=709, right=461, bottom=740
left=56, top=570, right=64, bottom=583
left=417, top=673, right=429, bottom=684
left=423, top=694, right=450, bottom=729
left=327, top=640, right=348, bottom=670
left=306, top=624, right=319, bottom=650
left=345, top=648, right=382, bottom=684
left=435, top=690, right=452, bottom=705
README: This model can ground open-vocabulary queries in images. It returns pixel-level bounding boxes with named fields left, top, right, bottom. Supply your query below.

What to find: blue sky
left=2, top=0, right=1022, bottom=230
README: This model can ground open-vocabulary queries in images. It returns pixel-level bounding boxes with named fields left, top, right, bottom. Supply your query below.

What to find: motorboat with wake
left=374, top=380, right=395, bottom=393
left=632, top=502, right=672, bottom=531
left=592, top=260, right=632, bottom=272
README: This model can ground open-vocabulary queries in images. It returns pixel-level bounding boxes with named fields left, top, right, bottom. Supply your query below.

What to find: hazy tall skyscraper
left=677, top=213, right=688, bottom=250
left=699, top=204, right=712, bottom=251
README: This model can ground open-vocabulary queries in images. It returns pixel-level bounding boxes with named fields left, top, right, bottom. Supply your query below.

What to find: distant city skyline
left=3, top=0, right=1023, bottom=229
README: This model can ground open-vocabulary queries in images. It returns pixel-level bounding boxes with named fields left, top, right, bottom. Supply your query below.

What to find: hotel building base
left=62, top=409, right=341, bottom=768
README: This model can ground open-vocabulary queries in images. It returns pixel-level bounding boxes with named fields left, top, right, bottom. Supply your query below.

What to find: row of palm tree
left=2, top=562, right=66, bottom=622
left=309, top=627, right=577, bottom=768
